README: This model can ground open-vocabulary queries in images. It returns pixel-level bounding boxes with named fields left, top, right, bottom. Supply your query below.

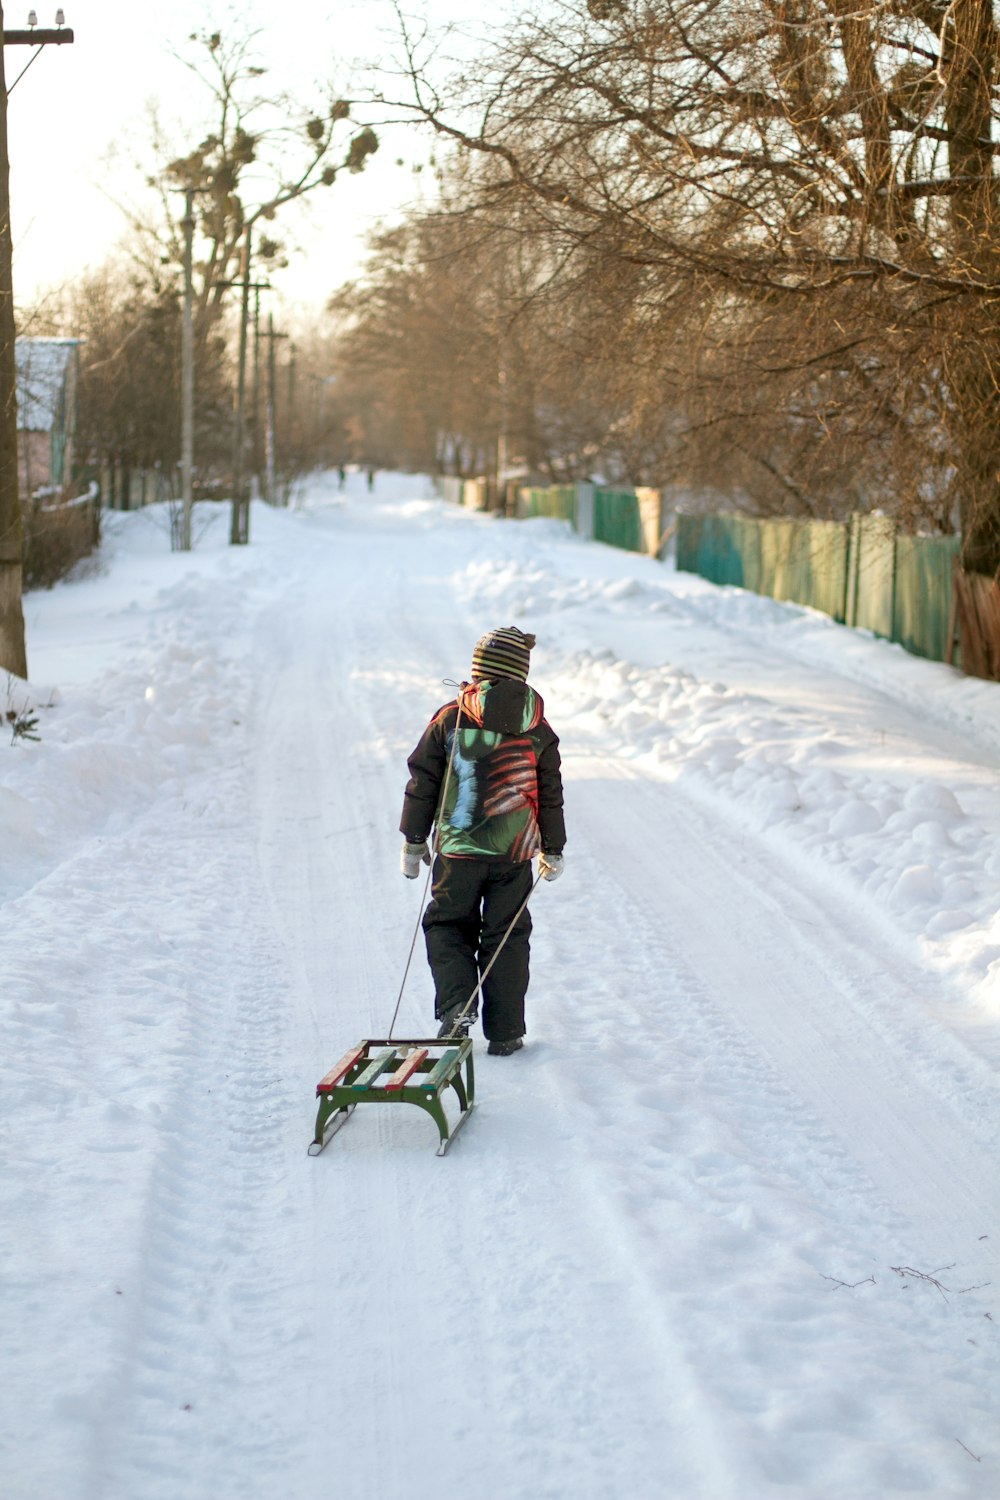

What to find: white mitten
left=538, top=851, right=564, bottom=882
left=401, top=840, right=431, bottom=878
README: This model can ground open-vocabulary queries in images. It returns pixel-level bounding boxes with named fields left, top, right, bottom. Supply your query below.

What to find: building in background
left=15, top=337, right=80, bottom=497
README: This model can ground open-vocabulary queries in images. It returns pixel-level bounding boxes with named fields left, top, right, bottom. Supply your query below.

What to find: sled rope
left=441, top=870, right=543, bottom=1038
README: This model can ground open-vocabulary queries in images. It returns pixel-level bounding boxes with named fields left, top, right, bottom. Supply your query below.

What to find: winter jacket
left=400, top=679, right=566, bottom=862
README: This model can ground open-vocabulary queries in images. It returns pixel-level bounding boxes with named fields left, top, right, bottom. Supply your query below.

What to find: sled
left=308, top=1037, right=476, bottom=1157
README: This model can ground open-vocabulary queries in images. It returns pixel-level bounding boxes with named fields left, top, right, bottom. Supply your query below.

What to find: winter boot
left=487, top=1037, right=524, bottom=1056
left=437, top=1008, right=476, bottom=1040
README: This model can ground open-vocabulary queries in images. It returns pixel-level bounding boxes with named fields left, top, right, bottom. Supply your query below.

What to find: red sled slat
left=316, top=1045, right=367, bottom=1094
left=384, top=1048, right=430, bottom=1091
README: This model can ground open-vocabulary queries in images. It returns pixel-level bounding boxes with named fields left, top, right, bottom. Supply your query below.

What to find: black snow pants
left=422, top=855, right=533, bottom=1043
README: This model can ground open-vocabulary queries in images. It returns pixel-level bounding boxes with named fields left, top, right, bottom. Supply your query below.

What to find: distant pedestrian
left=399, top=627, right=566, bottom=1055
left=337, top=465, right=346, bottom=490
left=366, top=467, right=375, bottom=492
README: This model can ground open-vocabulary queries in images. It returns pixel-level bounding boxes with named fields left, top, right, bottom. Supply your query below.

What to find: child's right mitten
left=400, top=840, right=431, bottom=878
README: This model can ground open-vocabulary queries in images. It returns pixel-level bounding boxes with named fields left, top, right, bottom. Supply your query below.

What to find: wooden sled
left=309, top=1037, right=476, bottom=1157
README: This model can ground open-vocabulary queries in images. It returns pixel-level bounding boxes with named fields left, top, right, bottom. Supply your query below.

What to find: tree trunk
left=0, top=9, right=27, bottom=678
left=944, top=2, right=1000, bottom=576
left=953, top=389, right=1000, bottom=578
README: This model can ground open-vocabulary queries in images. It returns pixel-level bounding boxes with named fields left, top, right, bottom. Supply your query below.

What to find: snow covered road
left=3, top=473, right=999, bottom=1499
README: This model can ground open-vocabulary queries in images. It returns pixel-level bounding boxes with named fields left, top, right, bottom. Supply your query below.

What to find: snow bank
left=454, top=536, right=1000, bottom=1008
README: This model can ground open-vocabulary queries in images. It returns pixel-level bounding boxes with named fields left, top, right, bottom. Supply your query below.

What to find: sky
left=4, top=0, right=497, bottom=318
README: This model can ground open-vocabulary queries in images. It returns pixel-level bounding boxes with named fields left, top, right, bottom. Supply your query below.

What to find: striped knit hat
left=471, top=626, right=536, bottom=683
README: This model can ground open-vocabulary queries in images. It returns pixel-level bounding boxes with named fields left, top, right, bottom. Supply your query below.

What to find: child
left=399, top=626, right=566, bottom=1054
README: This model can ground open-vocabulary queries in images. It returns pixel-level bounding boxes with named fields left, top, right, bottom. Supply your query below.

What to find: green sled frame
left=308, top=1037, right=476, bottom=1157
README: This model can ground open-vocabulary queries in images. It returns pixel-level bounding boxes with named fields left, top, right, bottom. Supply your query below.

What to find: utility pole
left=251, top=281, right=262, bottom=488
left=265, top=313, right=288, bottom=506
left=0, top=8, right=75, bottom=677
left=219, top=229, right=270, bottom=546
left=231, top=226, right=251, bottom=545
left=286, top=340, right=297, bottom=479
left=179, top=189, right=194, bottom=552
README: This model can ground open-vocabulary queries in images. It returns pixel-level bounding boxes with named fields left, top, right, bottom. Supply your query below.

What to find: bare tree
left=385, top=0, right=1000, bottom=566
left=331, top=186, right=647, bottom=484
left=119, top=25, right=379, bottom=539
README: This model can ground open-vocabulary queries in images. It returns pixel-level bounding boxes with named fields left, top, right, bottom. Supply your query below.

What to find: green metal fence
left=676, top=511, right=960, bottom=666
left=447, top=478, right=961, bottom=670
left=762, top=518, right=849, bottom=620
left=515, top=482, right=651, bottom=552
left=676, top=513, right=749, bottom=586
left=893, top=533, right=961, bottom=662
left=676, top=514, right=849, bottom=617
left=593, top=488, right=644, bottom=553
left=518, top=486, right=576, bottom=523
left=846, top=513, right=895, bottom=637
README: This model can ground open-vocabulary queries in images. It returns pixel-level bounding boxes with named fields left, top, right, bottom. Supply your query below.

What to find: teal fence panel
left=675, top=513, right=700, bottom=575
left=893, top=534, right=960, bottom=661
left=676, top=513, right=750, bottom=586
left=713, top=515, right=751, bottom=585
left=594, top=488, right=643, bottom=552
left=519, top=486, right=576, bottom=522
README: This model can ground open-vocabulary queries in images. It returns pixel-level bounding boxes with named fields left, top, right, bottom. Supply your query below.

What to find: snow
left=2, top=470, right=999, bottom=1500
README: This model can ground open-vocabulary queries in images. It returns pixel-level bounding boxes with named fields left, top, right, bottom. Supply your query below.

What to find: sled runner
left=308, top=1037, right=475, bottom=1157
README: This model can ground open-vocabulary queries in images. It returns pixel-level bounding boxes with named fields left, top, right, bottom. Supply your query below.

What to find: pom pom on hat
left=471, top=626, right=536, bottom=682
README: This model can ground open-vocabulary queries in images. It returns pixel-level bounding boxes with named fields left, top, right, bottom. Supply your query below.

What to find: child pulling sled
left=399, top=626, right=566, bottom=1055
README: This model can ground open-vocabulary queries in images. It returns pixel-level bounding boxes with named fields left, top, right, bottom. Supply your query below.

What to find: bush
left=23, top=493, right=101, bottom=590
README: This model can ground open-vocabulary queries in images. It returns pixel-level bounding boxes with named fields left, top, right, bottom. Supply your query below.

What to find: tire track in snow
left=569, top=750, right=1000, bottom=1269
left=525, top=748, right=999, bottom=1495
left=250, top=561, right=420, bottom=1464
left=80, top=782, right=311, bottom=1500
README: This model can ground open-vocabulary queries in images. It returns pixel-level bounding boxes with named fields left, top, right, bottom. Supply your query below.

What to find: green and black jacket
left=400, top=679, right=566, bottom=862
